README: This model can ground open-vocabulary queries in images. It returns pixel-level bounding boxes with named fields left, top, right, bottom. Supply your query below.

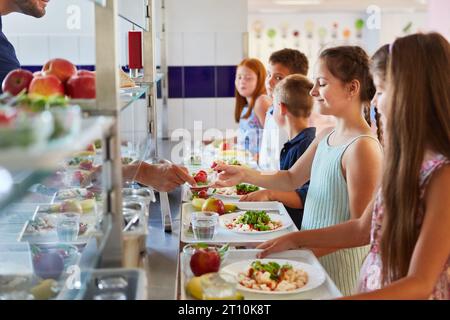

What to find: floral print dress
left=357, top=153, right=450, bottom=299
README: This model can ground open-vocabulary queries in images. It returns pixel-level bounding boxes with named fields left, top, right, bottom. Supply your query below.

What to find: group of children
left=220, top=31, right=450, bottom=299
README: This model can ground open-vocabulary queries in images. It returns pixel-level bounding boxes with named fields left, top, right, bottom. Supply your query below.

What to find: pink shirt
left=357, top=153, right=450, bottom=299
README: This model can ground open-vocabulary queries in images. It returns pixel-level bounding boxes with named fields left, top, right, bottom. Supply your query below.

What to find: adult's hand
left=126, top=161, right=196, bottom=192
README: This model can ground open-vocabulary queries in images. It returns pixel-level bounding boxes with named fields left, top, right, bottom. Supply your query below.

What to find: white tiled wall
left=17, top=35, right=50, bottom=65
left=183, top=99, right=217, bottom=131
left=183, top=33, right=216, bottom=66
left=164, top=0, right=247, bottom=137
left=167, top=32, right=184, bottom=66
left=78, top=35, right=95, bottom=65
left=215, top=98, right=238, bottom=132
left=215, top=32, right=245, bottom=66
left=49, top=36, right=80, bottom=63
left=167, top=99, right=184, bottom=135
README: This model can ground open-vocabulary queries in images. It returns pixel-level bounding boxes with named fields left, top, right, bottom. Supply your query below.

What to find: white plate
left=221, top=259, right=326, bottom=295
left=219, top=211, right=292, bottom=234
left=212, top=188, right=243, bottom=200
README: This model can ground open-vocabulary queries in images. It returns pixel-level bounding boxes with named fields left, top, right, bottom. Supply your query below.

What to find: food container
left=121, top=200, right=148, bottom=268
left=80, top=268, right=146, bottom=300
left=0, top=243, right=34, bottom=299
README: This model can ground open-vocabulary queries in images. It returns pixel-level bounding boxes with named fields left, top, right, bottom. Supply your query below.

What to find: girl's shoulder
left=420, top=154, right=450, bottom=191
left=315, top=127, right=335, bottom=142
left=254, top=94, right=272, bottom=106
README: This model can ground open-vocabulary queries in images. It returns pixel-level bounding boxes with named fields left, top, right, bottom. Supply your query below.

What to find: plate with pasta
left=221, top=259, right=325, bottom=294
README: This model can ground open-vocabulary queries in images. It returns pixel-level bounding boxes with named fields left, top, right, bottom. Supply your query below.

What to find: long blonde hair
left=234, top=58, right=267, bottom=123
left=381, top=32, right=450, bottom=284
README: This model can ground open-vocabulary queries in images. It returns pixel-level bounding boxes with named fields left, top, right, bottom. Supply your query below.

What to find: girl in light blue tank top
left=302, top=131, right=382, bottom=295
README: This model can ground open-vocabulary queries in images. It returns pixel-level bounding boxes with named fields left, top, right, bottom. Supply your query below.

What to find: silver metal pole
left=143, top=0, right=158, bottom=159
left=95, top=0, right=124, bottom=267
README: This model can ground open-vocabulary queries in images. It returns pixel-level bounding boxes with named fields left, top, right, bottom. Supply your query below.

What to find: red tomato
left=198, top=190, right=208, bottom=199
left=194, top=170, right=208, bottom=183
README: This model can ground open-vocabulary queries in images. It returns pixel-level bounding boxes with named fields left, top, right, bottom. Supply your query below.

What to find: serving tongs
left=123, top=213, right=140, bottom=232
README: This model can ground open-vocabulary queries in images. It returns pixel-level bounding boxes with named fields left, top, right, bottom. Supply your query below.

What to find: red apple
left=28, top=74, right=65, bottom=97
left=85, top=143, right=96, bottom=152
left=66, top=73, right=96, bottom=99
left=190, top=248, right=221, bottom=276
left=33, top=71, right=45, bottom=77
left=1, top=69, right=33, bottom=96
left=77, top=70, right=95, bottom=77
left=42, top=58, right=77, bottom=83
left=201, top=197, right=225, bottom=215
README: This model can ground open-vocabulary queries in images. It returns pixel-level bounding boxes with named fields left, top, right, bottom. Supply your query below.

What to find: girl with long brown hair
left=255, top=32, right=450, bottom=299
left=234, top=58, right=272, bottom=156
left=214, top=46, right=384, bottom=295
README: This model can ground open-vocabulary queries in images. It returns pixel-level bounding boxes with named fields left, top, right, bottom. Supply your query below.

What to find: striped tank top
left=302, top=130, right=381, bottom=295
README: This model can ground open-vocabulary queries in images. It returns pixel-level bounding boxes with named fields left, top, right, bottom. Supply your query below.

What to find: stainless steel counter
left=144, top=139, right=183, bottom=299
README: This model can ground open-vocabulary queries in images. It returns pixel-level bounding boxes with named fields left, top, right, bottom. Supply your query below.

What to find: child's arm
left=343, top=137, right=383, bottom=219
left=341, top=165, right=450, bottom=299
left=253, top=95, right=272, bottom=127
left=214, top=128, right=334, bottom=191
left=256, top=199, right=373, bottom=258
left=240, top=189, right=303, bottom=208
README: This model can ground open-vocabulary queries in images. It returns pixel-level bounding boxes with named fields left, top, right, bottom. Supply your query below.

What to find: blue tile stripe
left=21, top=65, right=236, bottom=99
left=169, top=65, right=236, bottom=99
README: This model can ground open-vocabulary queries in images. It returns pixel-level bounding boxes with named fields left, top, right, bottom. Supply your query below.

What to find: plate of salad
left=219, top=210, right=292, bottom=234
left=212, top=183, right=261, bottom=199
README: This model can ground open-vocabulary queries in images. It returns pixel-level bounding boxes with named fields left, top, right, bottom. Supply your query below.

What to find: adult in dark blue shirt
left=0, top=0, right=49, bottom=91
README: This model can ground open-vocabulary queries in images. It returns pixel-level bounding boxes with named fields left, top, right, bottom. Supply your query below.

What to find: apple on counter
left=201, top=197, right=225, bottom=215
left=1, top=68, right=33, bottom=95
left=42, top=58, right=77, bottom=83
left=66, top=70, right=96, bottom=99
left=1, top=58, right=97, bottom=99
left=28, top=74, right=65, bottom=97
left=188, top=244, right=229, bottom=277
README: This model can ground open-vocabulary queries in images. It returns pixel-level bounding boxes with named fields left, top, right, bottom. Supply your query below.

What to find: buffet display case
left=0, top=0, right=160, bottom=300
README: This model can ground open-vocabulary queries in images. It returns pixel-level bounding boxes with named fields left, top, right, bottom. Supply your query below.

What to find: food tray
left=179, top=249, right=342, bottom=300
left=18, top=204, right=101, bottom=244
left=180, top=201, right=298, bottom=245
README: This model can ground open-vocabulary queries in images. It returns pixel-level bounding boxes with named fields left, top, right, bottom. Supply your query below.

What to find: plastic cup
left=56, top=213, right=80, bottom=242
left=191, top=212, right=219, bottom=241
left=201, top=272, right=237, bottom=300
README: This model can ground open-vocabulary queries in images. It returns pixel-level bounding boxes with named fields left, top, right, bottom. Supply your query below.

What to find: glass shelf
left=120, top=84, right=149, bottom=111
left=0, top=116, right=114, bottom=171
left=72, top=85, right=150, bottom=115
left=0, top=170, right=52, bottom=213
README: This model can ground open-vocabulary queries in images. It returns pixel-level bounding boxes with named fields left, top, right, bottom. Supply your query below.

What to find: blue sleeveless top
left=238, top=105, right=263, bottom=155
left=302, top=131, right=382, bottom=295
